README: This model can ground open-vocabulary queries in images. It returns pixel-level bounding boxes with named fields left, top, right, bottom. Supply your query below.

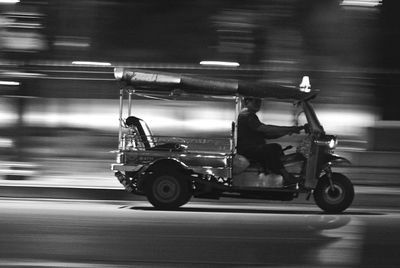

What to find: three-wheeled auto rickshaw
left=111, top=68, right=354, bottom=213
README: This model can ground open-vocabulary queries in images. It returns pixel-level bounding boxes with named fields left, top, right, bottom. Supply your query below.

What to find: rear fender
left=145, top=158, right=191, bottom=173
left=138, top=158, right=192, bottom=189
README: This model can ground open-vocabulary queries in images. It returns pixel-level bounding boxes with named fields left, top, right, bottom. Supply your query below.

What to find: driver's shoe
left=280, top=169, right=300, bottom=188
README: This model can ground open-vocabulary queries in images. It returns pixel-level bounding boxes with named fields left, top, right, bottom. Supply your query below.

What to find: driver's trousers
left=239, top=143, right=284, bottom=174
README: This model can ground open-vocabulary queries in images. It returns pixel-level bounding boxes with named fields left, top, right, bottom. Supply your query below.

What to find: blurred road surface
left=0, top=199, right=399, bottom=267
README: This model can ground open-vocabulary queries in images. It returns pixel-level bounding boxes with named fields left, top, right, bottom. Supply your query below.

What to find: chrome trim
left=111, top=164, right=143, bottom=172
left=114, top=67, right=124, bottom=80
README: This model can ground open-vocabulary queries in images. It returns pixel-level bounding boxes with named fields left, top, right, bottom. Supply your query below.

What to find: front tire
left=145, top=172, right=191, bottom=210
left=314, top=173, right=354, bottom=213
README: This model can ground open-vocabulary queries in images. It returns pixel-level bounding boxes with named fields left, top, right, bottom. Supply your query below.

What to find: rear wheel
left=145, top=172, right=191, bottom=210
left=314, top=173, right=354, bottom=213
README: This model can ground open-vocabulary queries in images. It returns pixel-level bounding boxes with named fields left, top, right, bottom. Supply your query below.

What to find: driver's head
left=243, top=97, right=262, bottom=112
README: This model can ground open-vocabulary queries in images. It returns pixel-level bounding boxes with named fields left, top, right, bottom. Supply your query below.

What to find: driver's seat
left=125, top=116, right=155, bottom=149
left=125, top=116, right=185, bottom=152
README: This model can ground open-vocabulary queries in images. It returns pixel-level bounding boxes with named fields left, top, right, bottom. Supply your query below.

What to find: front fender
left=325, top=154, right=351, bottom=166
left=318, top=153, right=351, bottom=178
left=306, top=154, right=352, bottom=189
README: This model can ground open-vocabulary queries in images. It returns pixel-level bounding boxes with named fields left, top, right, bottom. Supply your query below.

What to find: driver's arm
left=257, top=124, right=301, bottom=139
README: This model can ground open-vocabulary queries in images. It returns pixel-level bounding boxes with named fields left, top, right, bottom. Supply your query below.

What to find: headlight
left=328, top=138, right=337, bottom=149
left=114, top=67, right=124, bottom=80
left=315, top=135, right=337, bottom=149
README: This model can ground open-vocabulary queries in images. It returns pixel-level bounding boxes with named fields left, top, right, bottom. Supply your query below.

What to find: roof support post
left=118, top=88, right=124, bottom=150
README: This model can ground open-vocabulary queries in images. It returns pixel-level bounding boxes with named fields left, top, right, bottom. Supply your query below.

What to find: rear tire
left=145, top=172, right=191, bottom=210
left=314, top=173, right=354, bottom=213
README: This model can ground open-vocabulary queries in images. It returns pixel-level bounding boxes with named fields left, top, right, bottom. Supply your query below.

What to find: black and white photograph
left=1, top=0, right=400, bottom=267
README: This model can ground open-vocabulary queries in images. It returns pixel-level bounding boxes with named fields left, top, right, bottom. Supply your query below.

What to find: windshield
left=301, top=101, right=324, bottom=135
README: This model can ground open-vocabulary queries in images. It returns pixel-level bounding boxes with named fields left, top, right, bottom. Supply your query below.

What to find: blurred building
left=1, top=0, right=400, bottom=162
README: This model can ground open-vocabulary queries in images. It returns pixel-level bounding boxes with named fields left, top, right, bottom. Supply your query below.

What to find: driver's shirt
left=237, top=109, right=265, bottom=156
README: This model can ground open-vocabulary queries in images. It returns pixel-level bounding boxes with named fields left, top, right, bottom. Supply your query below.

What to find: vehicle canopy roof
left=114, top=67, right=314, bottom=100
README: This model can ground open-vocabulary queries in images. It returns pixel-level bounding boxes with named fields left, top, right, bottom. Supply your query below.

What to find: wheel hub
left=162, top=185, right=171, bottom=193
left=154, top=176, right=179, bottom=201
left=324, top=184, right=344, bottom=204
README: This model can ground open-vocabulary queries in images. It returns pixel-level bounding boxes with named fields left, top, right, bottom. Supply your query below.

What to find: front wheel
left=314, top=173, right=354, bottom=213
left=145, top=172, right=191, bottom=210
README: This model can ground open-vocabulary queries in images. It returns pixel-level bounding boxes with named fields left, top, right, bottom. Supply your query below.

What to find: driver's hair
left=243, top=97, right=261, bottom=105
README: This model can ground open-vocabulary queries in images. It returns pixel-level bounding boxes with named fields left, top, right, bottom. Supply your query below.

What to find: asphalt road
left=0, top=198, right=399, bottom=267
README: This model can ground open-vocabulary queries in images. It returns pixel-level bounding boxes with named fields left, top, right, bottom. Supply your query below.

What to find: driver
left=237, top=97, right=302, bottom=187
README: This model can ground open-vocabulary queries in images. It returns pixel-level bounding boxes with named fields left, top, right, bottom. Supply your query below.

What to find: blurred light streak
left=72, top=61, right=112, bottom=67
left=0, top=104, right=17, bottom=126
left=24, top=112, right=118, bottom=130
left=7, top=22, right=42, bottom=29
left=0, top=0, right=19, bottom=3
left=23, top=99, right=119, bottom=130
left=341, top=0, right=383, bottom=7
left=54, top=41, right=90, bottom=48
left=0, top=81, right=19, bottom=86
left=0, top=138, right=13, bottom=148
left=18, top=97, right=376, bottom=147
left=54, top=36, right=90, bottom=49
left=3, top=11, right=43, bottom=18
left=1, top=32, right=46, bottom=51
left=200, top=61, right=240, bottom=67
left=133, top=115, right=183, bottom=129
left=185, top=119, right=231, bottom=132
left=3, top=71, right=44, bottom=77
left=0, top=167, right=36, bottom=176
left=375, top=120, right=400, bottom=127
left=318, top=109, right=377, bottom=136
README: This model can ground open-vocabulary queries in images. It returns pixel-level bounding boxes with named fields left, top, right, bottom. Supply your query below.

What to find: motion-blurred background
left=0, top=0, right=399, bottom=188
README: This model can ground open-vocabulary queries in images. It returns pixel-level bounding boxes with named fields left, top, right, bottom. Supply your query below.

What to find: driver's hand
left=290, top=126, right=302, bottom=135
left=303, top=123, right=310, bottom=133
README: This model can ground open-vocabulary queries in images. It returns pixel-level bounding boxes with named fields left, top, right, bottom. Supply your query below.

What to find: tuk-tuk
left=111, top=68, right=354, bottom=213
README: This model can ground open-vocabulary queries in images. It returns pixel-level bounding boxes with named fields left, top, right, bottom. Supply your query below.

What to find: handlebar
left=303, top=123, right=310, bottom=134
left=289, top=124, right=309, bottom=135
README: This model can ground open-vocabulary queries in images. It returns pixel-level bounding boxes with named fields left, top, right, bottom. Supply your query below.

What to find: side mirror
left=299, top=76, right=311, bottom=93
